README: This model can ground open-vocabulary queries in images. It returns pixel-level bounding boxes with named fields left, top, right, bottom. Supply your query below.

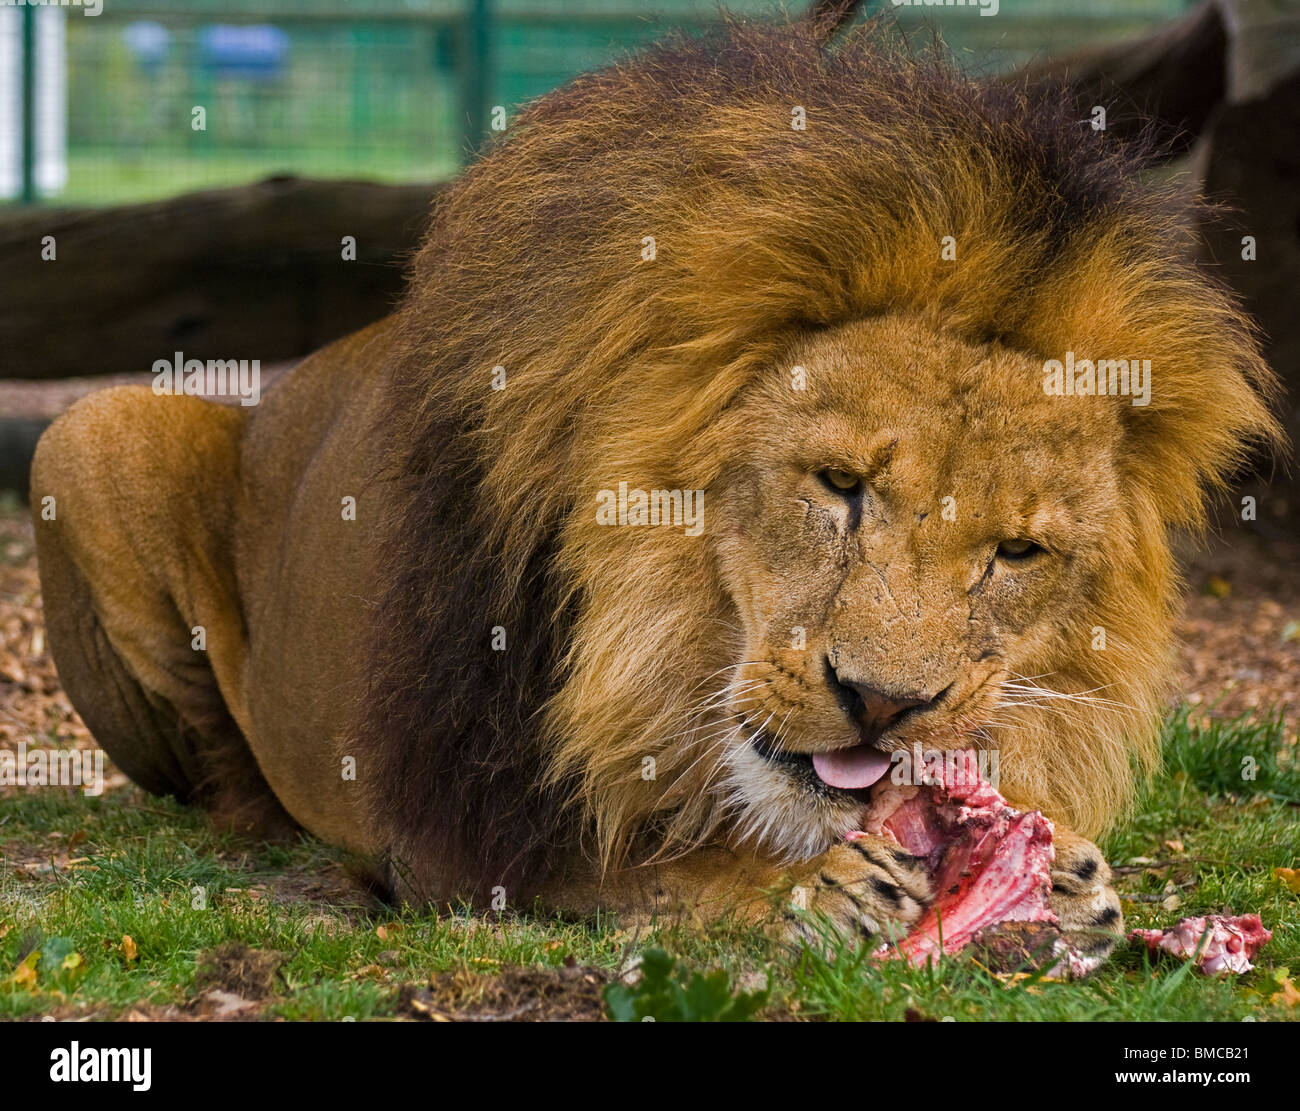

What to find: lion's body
left=33, top=322, right=389, bottom=853
left=32, top=20, right=1279, bottom=947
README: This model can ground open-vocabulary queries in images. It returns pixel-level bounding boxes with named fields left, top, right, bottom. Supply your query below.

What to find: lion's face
left=709, top=313, right=1129, bottom=861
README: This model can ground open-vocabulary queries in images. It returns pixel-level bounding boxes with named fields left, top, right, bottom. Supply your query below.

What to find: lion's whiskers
left=998, top=673, right=1137, bottom=715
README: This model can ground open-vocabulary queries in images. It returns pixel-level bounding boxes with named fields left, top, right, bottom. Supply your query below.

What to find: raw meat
left=1129, top=914, right=1272, bottom=976
left=852, top=749, right=1066, bottom=969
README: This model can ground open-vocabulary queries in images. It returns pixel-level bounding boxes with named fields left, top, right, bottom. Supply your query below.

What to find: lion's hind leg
left=30, top=387, right=295, bottom=838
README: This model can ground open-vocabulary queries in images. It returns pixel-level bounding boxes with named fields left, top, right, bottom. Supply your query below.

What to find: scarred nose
left=826, top=660, right=948, bottom=739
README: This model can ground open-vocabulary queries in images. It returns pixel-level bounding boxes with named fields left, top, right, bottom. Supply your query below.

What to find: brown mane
left=353, top=16, right=1280, bottom=905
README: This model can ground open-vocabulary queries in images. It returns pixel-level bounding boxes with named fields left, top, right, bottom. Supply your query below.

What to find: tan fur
left=31, top=20, right=1281, bottom=942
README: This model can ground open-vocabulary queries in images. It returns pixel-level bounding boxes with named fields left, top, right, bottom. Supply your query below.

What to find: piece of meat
left=1129, top=914, right=1272, bottom=976
left=852, top=749, right=1062, bottom=968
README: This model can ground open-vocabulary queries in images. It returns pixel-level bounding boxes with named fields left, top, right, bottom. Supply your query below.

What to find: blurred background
left=2, top=0, right=1191, bottom=206
left=1, top=0, right=1297, bottom=515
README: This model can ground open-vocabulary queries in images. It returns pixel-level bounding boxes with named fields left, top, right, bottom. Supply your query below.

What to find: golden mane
left=358, top=17, right=1281, bottom=902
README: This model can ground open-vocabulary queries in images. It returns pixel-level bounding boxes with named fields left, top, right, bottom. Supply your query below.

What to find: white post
left=0, top=4, right=66, bottom=201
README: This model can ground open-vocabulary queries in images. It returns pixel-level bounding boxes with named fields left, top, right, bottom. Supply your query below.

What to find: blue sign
left=197, top=25, right=289, bottom=81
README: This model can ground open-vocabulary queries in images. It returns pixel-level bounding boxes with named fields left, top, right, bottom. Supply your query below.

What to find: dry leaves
left=1269, top=970, right=1300, bottom=1008
left=3, top=950, right=39, bottom=991
left=1272, top=867, right=1300, bottom=895
left=1176, top=528, right=1300, bottom=726
left=200, top=989, right=260, bottom=1019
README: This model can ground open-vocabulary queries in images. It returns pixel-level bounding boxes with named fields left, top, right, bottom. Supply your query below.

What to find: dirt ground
left=1173, top=523, right=1300, bottom=725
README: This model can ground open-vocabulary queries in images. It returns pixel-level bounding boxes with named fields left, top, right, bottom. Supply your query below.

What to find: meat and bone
left=849, top=750, right=1269, bottom=977
left=852, top=749, right=1086, bottom=972
left=1130, top=916, right=1272, bottom=976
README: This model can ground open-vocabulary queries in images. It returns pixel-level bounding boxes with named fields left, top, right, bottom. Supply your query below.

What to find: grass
left=8, top=150, right=458, bottom=208
left=1, top=709, right=1297, bottom=1021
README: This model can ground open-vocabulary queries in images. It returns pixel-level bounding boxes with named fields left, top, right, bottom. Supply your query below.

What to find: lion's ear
left=1025, top=241, right=1286, bottom=533
left=1114, top=340, right=1284, bottom=532
left=1107, top=300, right=1289, bottom=535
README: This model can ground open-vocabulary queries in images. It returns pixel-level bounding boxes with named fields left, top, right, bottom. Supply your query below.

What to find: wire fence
left=3, top=0, right=1196, bottom=205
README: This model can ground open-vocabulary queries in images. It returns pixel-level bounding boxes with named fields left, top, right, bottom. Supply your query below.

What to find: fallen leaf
left=4, top=950, right=39, bottom=991
left=202, top=989, right=258, bottom=1018
left=121, top=935, right=138, bottom=963
left=403, top=988, right=453, bottom=1023
left=1204, top=575, right=1231, bottom=598
left=994, top=971, right=1034, bottom=987
left=1273, top=867, right=1300, bottom=894
left=1164, top=840, right=1185, bottom=854
left=1270, top=971, right=1300, bottom=1008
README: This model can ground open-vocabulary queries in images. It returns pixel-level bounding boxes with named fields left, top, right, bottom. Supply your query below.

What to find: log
left=0, top=175, right=438, bottom=380
left=1016, top=0, right=1297, bottom=532
left=0, top=417, right=47, bottom=501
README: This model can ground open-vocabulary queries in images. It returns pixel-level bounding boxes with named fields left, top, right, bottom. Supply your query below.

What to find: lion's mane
left=357, top=17, right=1279, bottom=903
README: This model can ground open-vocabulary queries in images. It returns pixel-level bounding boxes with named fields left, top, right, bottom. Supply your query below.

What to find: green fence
left=9, top=0, right=1196, bottom=205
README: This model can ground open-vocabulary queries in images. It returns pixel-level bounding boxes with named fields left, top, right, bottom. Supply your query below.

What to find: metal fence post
left=460, top=0, right=493, bottom=163
left=21, top=2, right=36, bottom=204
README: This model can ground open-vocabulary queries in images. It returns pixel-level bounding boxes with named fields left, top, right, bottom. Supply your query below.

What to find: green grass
left=1, top=709, right=1297, bottom=1021
left=10, top=150, right=458, bottom=207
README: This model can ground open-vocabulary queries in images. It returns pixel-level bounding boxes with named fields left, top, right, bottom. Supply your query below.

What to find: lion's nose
left=826, top=663, right=946, bottom=736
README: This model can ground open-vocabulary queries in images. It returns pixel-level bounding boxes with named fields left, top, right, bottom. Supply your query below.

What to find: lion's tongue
left=811, top=745, right=892, bottom=790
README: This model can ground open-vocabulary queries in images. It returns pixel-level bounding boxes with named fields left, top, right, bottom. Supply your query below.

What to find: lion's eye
left=819, top=468, right=862, bottom=495
left=996, top=538, right=1045, bottom=562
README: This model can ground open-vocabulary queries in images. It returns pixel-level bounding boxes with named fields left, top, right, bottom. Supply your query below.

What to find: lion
left=30, top=19, right=1281, bottom=965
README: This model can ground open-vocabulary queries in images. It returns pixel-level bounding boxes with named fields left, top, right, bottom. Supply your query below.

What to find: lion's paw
left=785, top=837, right=931, bottom=949
left=1049, top=836, right=1122, bottom=970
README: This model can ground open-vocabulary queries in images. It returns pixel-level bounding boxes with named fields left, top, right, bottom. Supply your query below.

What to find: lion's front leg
left=786, top=837, right=931, bottom=947
left=539, top=837, right=931, bottom=947
left=1049, top=827, right=1123, bottom=970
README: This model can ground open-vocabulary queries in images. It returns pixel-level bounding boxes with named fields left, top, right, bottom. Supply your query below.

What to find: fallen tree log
left=0, top=175, right=439, bottom=380
left=1017, top=0, right=1298, bottom=531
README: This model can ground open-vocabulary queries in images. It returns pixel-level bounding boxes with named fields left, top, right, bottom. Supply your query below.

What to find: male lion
left=32, top=21, right=1279, bottom=965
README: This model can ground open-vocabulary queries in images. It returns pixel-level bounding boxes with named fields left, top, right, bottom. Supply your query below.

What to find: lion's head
left=683, top=312, right=1180, bottom=861
left=364, top=19, right=1281, bottom=901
